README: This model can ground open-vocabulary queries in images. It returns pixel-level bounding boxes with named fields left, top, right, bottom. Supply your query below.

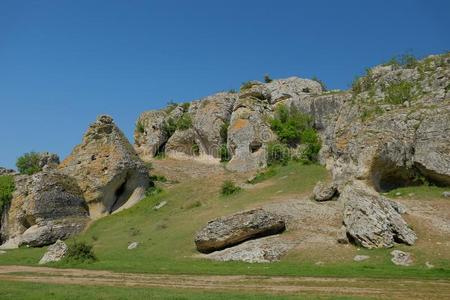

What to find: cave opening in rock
left=249, top=141, right=262, bottom=153
left=370, top=157, right=423, bottom=192
left=110, top=179, right=129, bottom=214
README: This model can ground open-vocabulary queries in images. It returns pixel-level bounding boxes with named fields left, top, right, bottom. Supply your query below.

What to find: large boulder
left=59, top=115, right=150, bottom=219
left=195, top=209, right=286, bottom=253
left=341, top=181, right=416, bottom=248
left=0, top=172, right=89, bottom=248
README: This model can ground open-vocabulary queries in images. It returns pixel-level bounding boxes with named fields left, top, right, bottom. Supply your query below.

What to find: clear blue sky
left=1, top=0, right=449, bottom=169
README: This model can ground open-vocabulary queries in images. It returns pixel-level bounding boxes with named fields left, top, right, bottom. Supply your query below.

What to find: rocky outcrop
left=189, top=93, right=237, bottom=157
left=134, top=106, right=185, bottom=159
left=165, top=128, right=198, bottom=157
left=0, top=172, right=89, bottom=248
left=39, top=239, right=68, bottom=264
left=195, top=209, right=286, bottom=253
left=59, top=115, right=150, bottom=219
left=341, top=181, right=416, bottom=248
left=37, top=152, right=60, bottom=171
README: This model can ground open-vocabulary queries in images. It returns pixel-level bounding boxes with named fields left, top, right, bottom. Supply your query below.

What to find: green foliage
left=383, top=53, right=418, bottom=69
left=181, top=102, right=190, bottom=112
left=162, top=118, right=177, bottom=137
left=312, top=76, right=327, bottom=91
left=228, top=89, right=237, bottom=94
left=0, top=176, right=14, bottom=214
left=270, top=105, right=313, bottom=146
left=144, top=161, right=153, bottom=170
left=16, top=152, right=41, bottom=175
left=219, top=144, right=230, bottom=162
left=175, top=113, right=192, bottom=130
left=263, top=74, right=273, bottom=83
left=267, top=142, right=290, bottom=166
left=149, top=175, right=167, bottom=182
left=136, top=121, right=145, bottom=134
left=221, top=180, right=241, bottom=196
left=146, top=186, right=163, bottom=197
left=269, top=104, right=320, bottom=164
left=361, top=106, right=384, bottom=122
left=248, top=167, right=278, bottom=184
left=65, top=241, right=96, bottom=263
left=192, top=143, right=200, bottom=156
left=384, top=81, right=414, bottom=104
left=220, top=121, right=229, bottom=143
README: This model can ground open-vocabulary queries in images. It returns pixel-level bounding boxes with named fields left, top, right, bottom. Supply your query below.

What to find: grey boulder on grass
left=194, top=209, right=286, bottom=253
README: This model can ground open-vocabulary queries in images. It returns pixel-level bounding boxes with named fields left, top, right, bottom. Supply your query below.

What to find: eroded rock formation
left=0, top=172, right=89, bottom=248
left=59, top=115, right=150, bottom=219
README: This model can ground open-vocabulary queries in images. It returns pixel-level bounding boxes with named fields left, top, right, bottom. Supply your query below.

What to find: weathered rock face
left=38, top=152, right=60, bottom=171
left=189, top=93, right=237, bottom=157
left=194, top=209, right=286, bottom=253
left=39, top=239, right=68, bottom=264
left=227, top=92, right=274, bottom=172
left=0, top=172, right=89, bottom=248
left=165, top=128, right=198, bottom=157
left=59, top=115, right=150, bottom=219
left=134, top=106, right=184, bottom=159
left=341, top=181, right=416, bottom=248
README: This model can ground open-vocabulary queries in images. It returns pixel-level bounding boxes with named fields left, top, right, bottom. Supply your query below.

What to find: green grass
left=0, top=281, right=363, bottom=300
left=0, top=163, right=449, bottom=280
left=385, top=185, right=450, bottom=200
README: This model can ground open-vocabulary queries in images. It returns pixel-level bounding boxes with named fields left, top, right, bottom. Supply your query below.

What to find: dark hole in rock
left=369, top=157, right=445, bottom=192
left=249, top=141, right=262, bottom=153
left=110, top=179, right=128, bottom=214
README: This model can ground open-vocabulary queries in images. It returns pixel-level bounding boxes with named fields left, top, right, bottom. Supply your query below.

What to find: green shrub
left=65, top=241, right=96, bottom=263
left=181, top=102, right=190, bottom=112
left=248, top=167, right=277, bottom=184
left=312, top=76, right=327, bottom=91
left=267, top=142, right=290, bottom=166
left=270, top=105, right=313, bottom=147
left=162, top=118, right=177, bottom=137
left=175, top=113, right=192, bottom=130
left=136, top=121, right=145, bottom=134
left=146, top=186, right=163, bottom=197
left=219, top=144, right=230, bottom=162
left=221, top=180, right=241, bottom=196
left=228, top=89, right=237, bottom=94
left=264, top=74, right=273, bottom=83
left=300, top=129, right=321, bottom=162
left=0, top=176, right=14, bottom=214
left=384, top=81, right=414, bottom=104
left=220, top=121, right=229, bottom=143
left=149, top=175, right=167, bottom=182
left=16, top=152, right=41, bottom=175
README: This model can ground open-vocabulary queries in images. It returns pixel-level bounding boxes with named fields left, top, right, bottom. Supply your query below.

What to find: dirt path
left=0, top=265, right=449, bottom=299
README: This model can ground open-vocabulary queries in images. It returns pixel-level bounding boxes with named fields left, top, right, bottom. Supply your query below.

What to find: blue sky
left=0, top=0, right=449, bottom=169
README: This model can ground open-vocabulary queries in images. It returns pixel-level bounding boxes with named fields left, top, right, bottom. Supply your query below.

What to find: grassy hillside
left=0, top=162, right=449, bottom=280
